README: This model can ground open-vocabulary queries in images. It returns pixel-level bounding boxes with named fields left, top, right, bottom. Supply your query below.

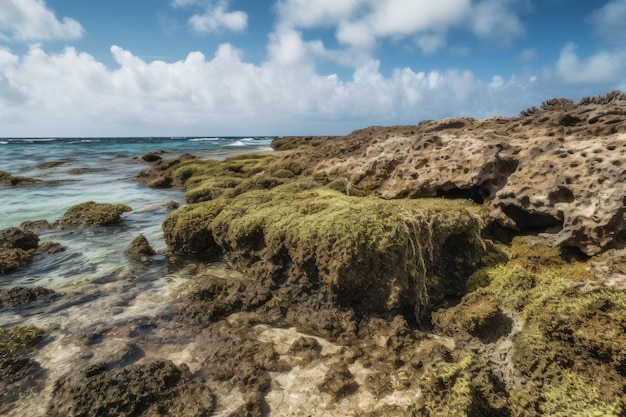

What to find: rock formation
left=274, top=90, right=626, bottom=255
left=0, top=227, right=63, bottom=274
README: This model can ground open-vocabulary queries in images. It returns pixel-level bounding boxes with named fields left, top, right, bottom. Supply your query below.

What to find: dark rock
left=48, top=360, right=214, bottom=417
left=0, top=170, right=38, bottom=186
left=0, top=227, right=39, bottom=250
left=124, top=234, right=156, bottom=258
left=141, top=152, right=163, bottom=163
left=166, top=200, right=180, bottom=209
left=0, top=286, right=59, bottom=308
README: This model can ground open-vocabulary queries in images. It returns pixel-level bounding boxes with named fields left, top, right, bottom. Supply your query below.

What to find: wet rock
left=48, top=360, right=214, bottom=417
left=0, top=227, right=39, bottom=250
left=141, top=152, right=163, bottom=163
left=124, top=234, right=156, bottom=258
left=0, top=324, right=47, bottom=413
left=0, top=286, right=59, bottom=308
left=0, top=227, right=64, bottom=274
left=318, top=364, right=359, bottom=400
left=176, top=275, right=272, bottom=326
left=54, top=201, right=132, bottom=228
left=0, top=248, right=33, bottom=274
left=0, top=170, right=39, bottom=186
left=19, top=219, right=54, bottom=232
left=166, top=200, right=180, bottom=209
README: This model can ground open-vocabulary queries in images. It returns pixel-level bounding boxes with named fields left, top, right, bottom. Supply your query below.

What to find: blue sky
left=0, top=0, right=625, bottom=137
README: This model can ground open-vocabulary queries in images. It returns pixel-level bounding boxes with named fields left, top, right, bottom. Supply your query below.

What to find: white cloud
left=0, top=0, right=84, bottom=42
left=556, top=43, right=626, bottom=84
left=172, top=0, right=247, bottom=33
left=490, top=75, right=504, bottom=88
left=189, top=5, right=247, bottom=33
left=276, top=0, right=359, bottom=28
left=367, top=0, right=471, bottom=37
left=469, top=0, right=525, bottom=42
left=0, top=42, right=541, bottom=137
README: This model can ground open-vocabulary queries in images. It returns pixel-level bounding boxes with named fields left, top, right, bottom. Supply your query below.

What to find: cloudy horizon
left=0, top=0, right=625, bottom=137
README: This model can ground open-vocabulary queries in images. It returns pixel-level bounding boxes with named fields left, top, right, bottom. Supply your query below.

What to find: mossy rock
left=447, top=237, right=626, bottom=416
left=124, top=234, right=156, bottom=258
left=0, top=170, right=38, bottom=186
left=55, top=201, right=132, bottom=228
left=0, top=325, right=45, bottom=366
left=163, top=170, right=486, bottom=320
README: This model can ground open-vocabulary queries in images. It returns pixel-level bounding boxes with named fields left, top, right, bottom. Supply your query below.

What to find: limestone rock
left=275, top=91, right=626, bottom=255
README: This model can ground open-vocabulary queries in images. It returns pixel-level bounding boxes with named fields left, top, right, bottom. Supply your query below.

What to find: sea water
left=0, top=137, right=272, bottom=416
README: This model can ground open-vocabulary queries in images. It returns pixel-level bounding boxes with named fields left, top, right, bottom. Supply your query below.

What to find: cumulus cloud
left=0, top=42, right=540, bottom=136
left=189, top=5, right=247, bottom=33
left=173, top=0, right=248, bottom=33
left=556, top=43, right=626, bottom=84
left=276, top=0, right=359, bottom=28
left=0, top=0, right=84, bottom=42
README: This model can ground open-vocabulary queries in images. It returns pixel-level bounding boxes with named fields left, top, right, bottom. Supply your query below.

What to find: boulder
left=54, top=201, right=132, bottom=228
left=124, top=234, right=156, bottom=258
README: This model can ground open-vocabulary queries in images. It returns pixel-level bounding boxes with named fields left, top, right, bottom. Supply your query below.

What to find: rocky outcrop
left=0, top=227, right=63, bottom=274
left=161, top=157, right=486, bottom=321
left=274, top=91, right=626, bottom=255
left=54, top=201, right=132, bottom=228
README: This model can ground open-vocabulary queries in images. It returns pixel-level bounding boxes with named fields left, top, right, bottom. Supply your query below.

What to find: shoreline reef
left=1, top=91, right=626, bottom=416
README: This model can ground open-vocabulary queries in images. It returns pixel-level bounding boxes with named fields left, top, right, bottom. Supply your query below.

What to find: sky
left=0, top=0, right=625, bottom=137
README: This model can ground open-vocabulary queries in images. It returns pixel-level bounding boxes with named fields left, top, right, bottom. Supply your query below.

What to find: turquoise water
left=0, top=136, right=273, bottom=416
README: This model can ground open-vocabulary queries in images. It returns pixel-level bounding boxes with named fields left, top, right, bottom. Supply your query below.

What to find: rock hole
left=501, top=205, right=563, bottom=232
left=548, top=186, right=575, bottom=204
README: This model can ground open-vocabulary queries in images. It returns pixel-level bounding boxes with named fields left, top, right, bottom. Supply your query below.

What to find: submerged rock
left=0, top=170, right=39, bottom=186
left=48, top=360, right=214, bottom=417
left=0, top=286, right=59, bottom=308
left=0, top=227, right=63, bottom=274
left=0, top=325, right=47, bottom=414
left=54, top=201, right=132, bottom=228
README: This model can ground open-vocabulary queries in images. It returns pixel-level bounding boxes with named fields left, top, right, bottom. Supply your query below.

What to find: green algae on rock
left=162, top=157, right=486, bottom=320
left=431, top=237, right=626, bottom=416
left=55, top=201, right=132, bottom=228
left=0, top=325, right=45, bottom=365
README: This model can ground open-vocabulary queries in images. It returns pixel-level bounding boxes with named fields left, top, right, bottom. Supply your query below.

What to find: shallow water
left=0, top=137, right=273, bottom=416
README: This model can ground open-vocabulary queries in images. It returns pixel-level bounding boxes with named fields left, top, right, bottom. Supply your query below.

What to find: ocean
left=0, top=136, right=273, bottom=416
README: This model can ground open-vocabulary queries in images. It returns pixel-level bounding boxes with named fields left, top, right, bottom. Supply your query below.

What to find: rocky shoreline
left=2, top=91, right=626, bottom=416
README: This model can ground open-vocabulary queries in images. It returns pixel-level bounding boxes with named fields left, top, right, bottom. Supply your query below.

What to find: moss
left=414, top=355, right=511, bottom=417
left=57, top=201, right=132, bottom=227
left=162, top=157, right=486, bottom=320
left=0, top=325, right=45, bottom=366
left=459, top=237, right=626, bottom=415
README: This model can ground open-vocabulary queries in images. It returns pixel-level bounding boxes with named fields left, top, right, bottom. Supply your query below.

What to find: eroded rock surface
left=54, top=201, right=132, bottom=228
left=275, top=91, right=626, bottom=255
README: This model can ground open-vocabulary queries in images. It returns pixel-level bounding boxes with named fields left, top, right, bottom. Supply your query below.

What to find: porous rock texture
left=274, top=91, right=626, bottom=255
